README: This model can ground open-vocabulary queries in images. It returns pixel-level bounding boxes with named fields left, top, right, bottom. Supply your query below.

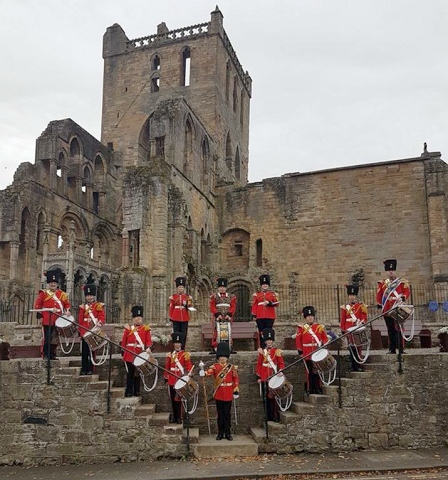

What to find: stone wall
left=0, top=345, right=447, bottom=466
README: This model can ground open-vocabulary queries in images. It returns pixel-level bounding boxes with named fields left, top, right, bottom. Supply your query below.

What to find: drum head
left=174, top=375, right=190, bottom=390
left=268, top=374, right=283, bottom=389
left=347, top=325, right=365, bottom=333
left=56, top=317, right=70, bottom=327
left=134, top=351, right=150, bottom=367
left=311, top=349, right=328, bottom=362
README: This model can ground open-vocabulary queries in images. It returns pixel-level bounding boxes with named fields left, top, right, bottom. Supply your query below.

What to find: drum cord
left=141, top=365, right=159, bottom=392
left=59, top=335, right=76, bottom=355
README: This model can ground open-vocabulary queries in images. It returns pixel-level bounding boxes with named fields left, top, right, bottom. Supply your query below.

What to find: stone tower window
left=152, top=54, right=161, bottom=70
left=70, top=138, right=80, bottom=157
left=225, top=133, right=232, bottom=171
left=184, top=119, right=193, bottom=173
left=232, top=76, right=238, bottom=113
left=225, top=60, right=230, bottom=102
left=256, top=239, right=263, bottom=267
left=151, top=75, right=160, bottom=92
left=235, top=147, right=241, bottom=180
left=234, top=241, right=243, bottom=257
left=129, top=229, right=140, bottom=267
left=156, top=136, right=165, bottom=158
left=182, top=47, right=191, bottom=87
left=36, top=212, right=45, bottom=252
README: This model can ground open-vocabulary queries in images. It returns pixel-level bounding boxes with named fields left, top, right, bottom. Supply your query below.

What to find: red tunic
left=169, top=293, right=193, bottom=322
left=206, top=362, right=239, bottom=401
left=34, top=289, right=71, bottom=326
left=376, top=278, right=410, bottom=313
left=121, top=324, right=152, bottom=362
left=163, top=350, right=193, bottom=386
left=256, top=347, right=285, bottom=381
left=209, top=292, right=237, bottom=320
left=295, top=323, right=329, bottom=357
left=251, top=290, right=279, bottom=320
left=340, top=302, right=367, bottom=332
left=78, top=301, right=106, bottom=337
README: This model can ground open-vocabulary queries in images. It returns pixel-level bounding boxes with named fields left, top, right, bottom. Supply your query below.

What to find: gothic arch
left=225, top=132, right=232, bottom=170
left=69, top=137, right=83, bottom=159
left=235, top=146, right=241, bottom=180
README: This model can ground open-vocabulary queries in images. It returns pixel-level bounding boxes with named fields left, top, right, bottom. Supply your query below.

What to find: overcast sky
left=1, top=0, right=448, bottom=190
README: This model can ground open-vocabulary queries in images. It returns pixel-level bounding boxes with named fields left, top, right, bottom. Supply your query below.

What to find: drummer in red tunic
left=295, top=306, right=328, bottom=395
left=209, top=277, right=237, bottom=352
left=256, top=328, right=285, bottom=422
left=376, top=259, right=410, bottom=354
left=340, top=284, right=368, bottom=372
left=121, top=306, right=152, bottom=397
left=169, top=277, right=194, bottom=350
left=78, top=284, right=106, bottom=375
left=200, top=342, right=239, bottom=441
left=163, top=332, right=193, bottom=424
left=34, top=269, right=71, bottom=360
left=251, top=274, right=279, bottom=348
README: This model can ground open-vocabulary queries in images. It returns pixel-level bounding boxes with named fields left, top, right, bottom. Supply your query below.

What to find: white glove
left=199, top=370, right=205, bottom=377
left=233, top=392, right=240, bottom=399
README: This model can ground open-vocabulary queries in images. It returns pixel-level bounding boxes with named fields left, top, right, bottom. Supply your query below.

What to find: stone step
left=109, top=387, right=124, bottom=399
left=279, top=410, right=298, bottom=423
left=86, top=380, right=109, bottom=391
left=268, top=419, right=287, bottom=433
left=114, top=396, right=142, bottom=418
left=322, top=384, right=339, bottom=395
left=348, top=370, right=374, bottom=379
left=193, top=434, right=258, bottom=459
left=305, top=393, right=331, bottom=405
left=134, top=404, right=156, bottom=416
left=148, top=412, right=171, bottom=425
left=291, top=401, right=315, bottom=414
left=183, top=427, right=199, bottom=444
left=250, top=427, right=277, bottom=453
left=163, top=423, right=184, bottom=436
left=56, top=366, right=80, bottom=375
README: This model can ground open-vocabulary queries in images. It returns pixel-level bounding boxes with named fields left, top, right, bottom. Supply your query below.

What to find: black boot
left=225, top=431, right=233, bottom=441
left=216, top=431, right=223, bottom=440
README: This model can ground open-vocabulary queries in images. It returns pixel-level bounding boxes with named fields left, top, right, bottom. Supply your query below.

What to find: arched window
left=151, top=54, right=161, bottom=70
left=240, top=90, right=244, bottom=126
left=235, top=147, right=241, bottom=180
left=225, top=133, right=232, bottom=171
left=202, top=136, right=210, bottom=178
left=182, top=47, right=191, bottom=86
left=57, top=152, right=65, bottom=177
left=70, top=138, right=80, bottom=157
left=233, top=76, right=238, bottom=112
left=256, top=239, right=263, bottom=267
left=82, top=166, right=91, bottom=193
left=225, top=60, right=230, bottom=102
left=183, top=119, right=193, bottom=172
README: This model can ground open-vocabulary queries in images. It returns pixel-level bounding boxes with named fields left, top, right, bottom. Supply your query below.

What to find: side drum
left=133, top=351, right=157, bottom=376
left=311, top=348, right=337, bottom=374
left=174, top=375, right=199, bottom=401
left=83, top=328, right=108, bottom=352
left=268, top=373, right=293, bottom=400
left=55, top=316, right=77, bottom=339
left=389, top=305, right=413, bottom=326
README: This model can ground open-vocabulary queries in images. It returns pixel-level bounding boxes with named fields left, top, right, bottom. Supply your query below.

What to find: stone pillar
left=9, top=238, right=20, bottom=280
left=122, top=230, right=129, bottom=267
left=49, top=159, right=57, bottom=190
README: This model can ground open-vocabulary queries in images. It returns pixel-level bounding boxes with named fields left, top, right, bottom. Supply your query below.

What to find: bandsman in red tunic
left=295, top=306, right=328, bottom=395
left=34, top=269, right=71, bottom=360
left=78, top=284, right=106, bottom=375
left=251, top=274, right=279, bottom=348
left=340, top=284, right=368, bottom=372
left=200, top=342, right=239, bottom=441
left=121, top=306, right=152, bottom=397
left=256, top=328, right=285, bottom=422
left=209, top=277, right=237, bottom=352
left=163, top=332, right=193, bottom=424
left=376, top=259, right=410, bottom=354
left=169, top=277, right=193, bottom=350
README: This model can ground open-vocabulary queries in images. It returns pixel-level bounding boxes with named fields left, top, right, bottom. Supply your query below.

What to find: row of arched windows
left=225, top=60, right=245, bottom=126
left=150, top=47, right=191, bottom=92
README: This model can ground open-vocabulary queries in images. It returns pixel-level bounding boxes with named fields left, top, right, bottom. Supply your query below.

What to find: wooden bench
left=370, top=317, right=431, bottom=348
left=7, top=324, right=116, bottom=359
left=201, top=322, right=258, bottom=351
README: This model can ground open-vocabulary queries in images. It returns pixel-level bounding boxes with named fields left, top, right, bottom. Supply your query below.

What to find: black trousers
left=384, top=315, right=404, bottom=353
left=256, top=318, right=274, bottom=348
left=168, top=384, right=183, bottom=421
left=305, top=359, right=322, bottom=394
left=125, top=361, right=141, bottom=396
left=81, top=338, right=94, bottom=373
left=215, top=399, right=232, bottom=434
left=263, top=381, right=279, bottom=421
left=171, top=321, right=189, bottom=349
left=42, top=325, right=57, bottom=359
